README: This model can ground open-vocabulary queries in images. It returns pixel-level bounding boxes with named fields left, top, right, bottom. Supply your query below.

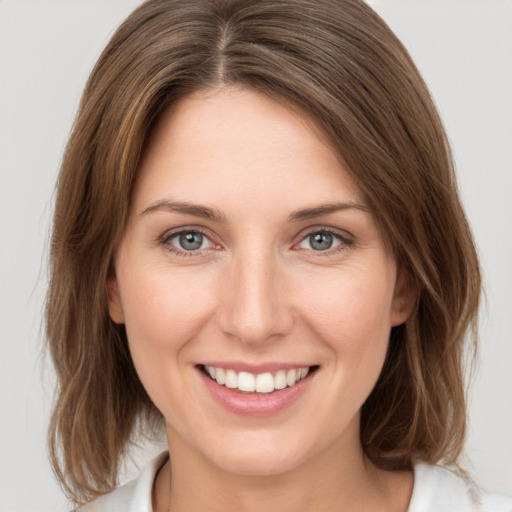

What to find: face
left=109, top=87, right=412, bottom=477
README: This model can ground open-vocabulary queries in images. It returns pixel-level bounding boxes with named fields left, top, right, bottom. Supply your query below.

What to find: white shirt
left=76, top=452, right=512, bottom=512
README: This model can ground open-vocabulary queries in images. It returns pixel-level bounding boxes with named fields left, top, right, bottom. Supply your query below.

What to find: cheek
left=295, top=266, right=395, bottom=342
left=119, top=265, right=217, bottom=371
left=291, top=263, right=396, bottom=397
left=117, top=264, right=222, bottom=426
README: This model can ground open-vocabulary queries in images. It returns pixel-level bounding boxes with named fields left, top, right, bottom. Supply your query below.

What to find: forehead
left=133, top=86, right=364, bottom=215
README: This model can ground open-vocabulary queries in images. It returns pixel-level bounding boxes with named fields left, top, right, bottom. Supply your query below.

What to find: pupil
left=179, top=232, right=203, bottom=250
left=310, top=232, right=332, bottom=251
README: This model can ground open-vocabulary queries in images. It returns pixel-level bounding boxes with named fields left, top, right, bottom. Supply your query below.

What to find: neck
left=153, top=425, right=413, bottom=512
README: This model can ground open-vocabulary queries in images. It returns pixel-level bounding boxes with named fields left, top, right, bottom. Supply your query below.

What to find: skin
left=109, top=86, right=415, bottom=511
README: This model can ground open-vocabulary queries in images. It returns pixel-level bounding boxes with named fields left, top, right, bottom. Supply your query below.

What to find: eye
left=296, top=229, right=349, bottom=252
left=165, top=230, right=214, bottom=252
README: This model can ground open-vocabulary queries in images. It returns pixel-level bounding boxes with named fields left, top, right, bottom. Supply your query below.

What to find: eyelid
left=297, top=225, right=353, bottom=241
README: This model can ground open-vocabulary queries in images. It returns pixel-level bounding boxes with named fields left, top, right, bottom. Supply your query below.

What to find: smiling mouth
left=200, top=365, right=319, bottom=394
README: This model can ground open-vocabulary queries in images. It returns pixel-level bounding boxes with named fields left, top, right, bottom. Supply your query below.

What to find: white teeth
left=215, top=367, right=225, bottom=385
left=300, top=367, right=309, bottom=379
left=274, top=370, right=287, bottom=390
left=204, top=365, right=312, bottom=393
left=286, top=369, right=297, bottom=386
left=238, top=371, right=256, bottom=392
left=225, top=369, right=238, bottom=389
left=255, top=372, right=274, bottom=393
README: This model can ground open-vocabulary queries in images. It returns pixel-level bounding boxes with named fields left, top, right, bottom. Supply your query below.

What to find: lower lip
left=198, top=368, right=315, bottom=417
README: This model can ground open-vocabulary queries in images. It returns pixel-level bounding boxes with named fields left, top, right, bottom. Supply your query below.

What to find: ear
left=390, top=267, right=417, bottom=327
left=107, top=272, right=125, bottom=324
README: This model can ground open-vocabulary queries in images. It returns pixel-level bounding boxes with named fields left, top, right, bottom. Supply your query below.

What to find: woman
left=45, top=0, right=512, bottom=510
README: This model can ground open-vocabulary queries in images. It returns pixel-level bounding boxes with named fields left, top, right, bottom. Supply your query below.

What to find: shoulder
left=409, top=461, right=512, bottom=512
left=74, top=452, right=168, bottom=512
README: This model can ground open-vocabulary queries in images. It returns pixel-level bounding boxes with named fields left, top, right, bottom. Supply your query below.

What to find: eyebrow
left=140, top=199, right=369, bottom=222
left=288, top=201, right=370, bottom=221
left=139, top=200, right=227, bottom=222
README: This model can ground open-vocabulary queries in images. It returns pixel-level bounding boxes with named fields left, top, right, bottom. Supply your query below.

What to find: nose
left=217, top=250, right=293, bottom=346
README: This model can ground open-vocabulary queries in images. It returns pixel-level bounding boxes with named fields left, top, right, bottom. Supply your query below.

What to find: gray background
left=1, top=1, right=511, bottom=510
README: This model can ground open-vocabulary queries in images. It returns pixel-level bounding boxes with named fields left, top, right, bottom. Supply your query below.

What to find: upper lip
left=198, top=361, right=316, bottom=373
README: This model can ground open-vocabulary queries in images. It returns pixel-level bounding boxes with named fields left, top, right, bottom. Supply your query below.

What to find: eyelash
left=160, top=227, right=353, bottom=257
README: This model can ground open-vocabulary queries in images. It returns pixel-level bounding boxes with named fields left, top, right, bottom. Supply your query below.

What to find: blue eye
left=298, top=230, right=343, bottom=251
left=167, top=230, right=213, bottom=252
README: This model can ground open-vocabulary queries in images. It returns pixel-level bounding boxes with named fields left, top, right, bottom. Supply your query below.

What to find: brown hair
left=46, top=0, right=481, bottom=504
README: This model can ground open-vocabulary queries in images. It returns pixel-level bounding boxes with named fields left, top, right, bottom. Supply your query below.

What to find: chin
left=213, top=452, right=303, bottom=478
left=202, top=434, right=312, bottom=477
